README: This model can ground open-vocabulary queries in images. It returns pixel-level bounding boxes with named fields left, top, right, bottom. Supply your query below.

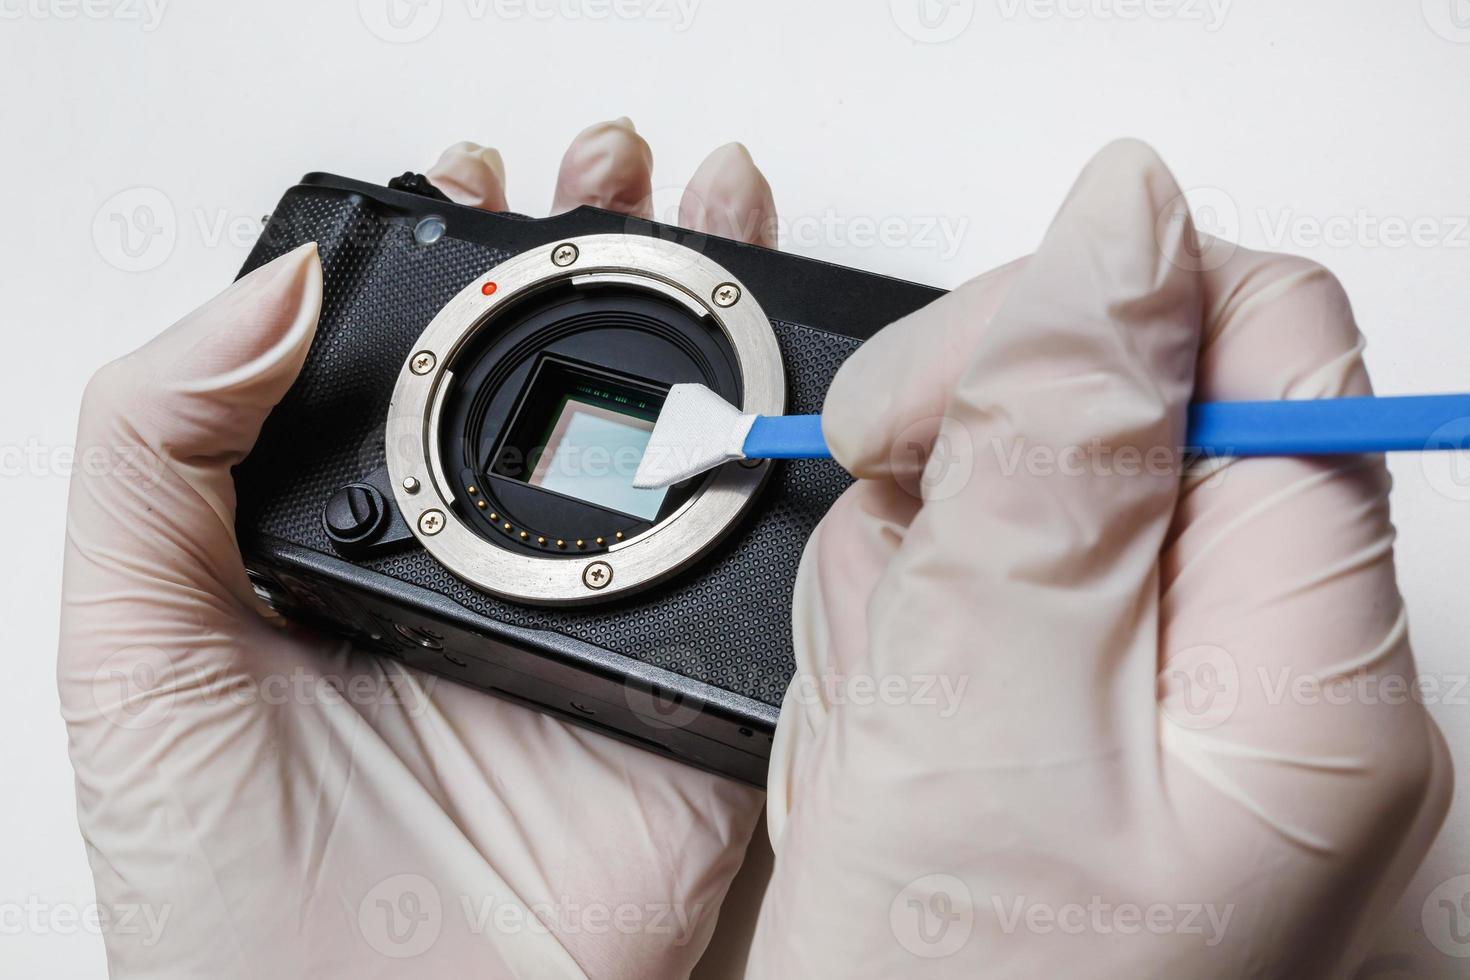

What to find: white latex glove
left=59, top=121, right=777, bottom=978
left=747, top=141, right=1453, bottom=977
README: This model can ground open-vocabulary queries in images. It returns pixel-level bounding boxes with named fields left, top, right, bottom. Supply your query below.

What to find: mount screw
left=713, top=283, right=740, bottom=307
left=410, top=351, right=436, bottom=375
left=552, top=242, right=579, bottom=267
left=582, top=560, right=613, bottom=590
left=417, top=509, right=445, bottom=536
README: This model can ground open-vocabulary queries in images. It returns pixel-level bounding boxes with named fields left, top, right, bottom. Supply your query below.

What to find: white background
left=3, top=0, right=1469, bottom=976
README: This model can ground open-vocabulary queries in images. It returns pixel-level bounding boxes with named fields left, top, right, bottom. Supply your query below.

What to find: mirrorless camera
left=234, top=171, right=942, bottom=785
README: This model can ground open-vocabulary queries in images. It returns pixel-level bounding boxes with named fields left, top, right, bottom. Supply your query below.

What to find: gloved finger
left=58, top=243, right=322, bottom=698
left=853, top=139, right=1204, bottom=747
left=820, top=256, right=1027, bottom=487
left=1157, top=246, right=1449, bottom=876
left=677, top=142, right=777, bottom=247
left=426, top=140, right=509, bottom=211
left=550, top=117, right=653, bottom=218
left=765, top=478, right=920, bottom=843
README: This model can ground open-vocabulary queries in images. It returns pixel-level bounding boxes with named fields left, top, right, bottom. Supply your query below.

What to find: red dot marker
left=481, top=281, right=498, bottom=296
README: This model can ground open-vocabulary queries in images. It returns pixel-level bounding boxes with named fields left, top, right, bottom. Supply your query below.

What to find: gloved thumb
left=61, top=242, right=322, bottom=665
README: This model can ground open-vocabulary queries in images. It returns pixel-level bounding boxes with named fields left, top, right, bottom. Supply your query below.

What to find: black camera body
left=235, top=172, right=941, bottom=785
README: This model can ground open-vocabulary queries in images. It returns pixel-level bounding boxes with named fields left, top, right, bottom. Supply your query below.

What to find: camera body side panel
left=234, top=174, right=944, bottom=785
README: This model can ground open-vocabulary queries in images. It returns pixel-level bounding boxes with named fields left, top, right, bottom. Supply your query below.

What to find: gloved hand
left=59, top=120, right=776, bottom=979
left=746, top=141, right=1453, bottom=977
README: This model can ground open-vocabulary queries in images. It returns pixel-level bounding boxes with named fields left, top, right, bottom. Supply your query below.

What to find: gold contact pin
left=537, top=536, right=546, bottom=546
left=489, top=512, right=498, bottom=520
left=595, top=537, right=605, bottom=546
left=556, top=539, right=566, bottom=549
left=614, top=531, right=624, bottom=541
left=519, top=531, right=528, bottom=540
left=467, top=485, right=478, bottom=494
left=502, top=522, right=512, bottom=531
left=476, top=500, right=487, bottom=509
left=575, top=539, right=585, bottom=548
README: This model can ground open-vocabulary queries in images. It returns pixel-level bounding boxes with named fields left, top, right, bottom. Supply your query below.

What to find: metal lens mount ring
left=385, top=234, right=786, bottom=605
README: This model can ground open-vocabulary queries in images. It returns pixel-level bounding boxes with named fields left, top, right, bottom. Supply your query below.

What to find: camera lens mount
left=386, top=234, right=785, bottom=605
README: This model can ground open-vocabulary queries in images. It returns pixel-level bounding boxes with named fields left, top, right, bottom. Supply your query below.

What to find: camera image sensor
left=524, top=378, right=668, bottom=521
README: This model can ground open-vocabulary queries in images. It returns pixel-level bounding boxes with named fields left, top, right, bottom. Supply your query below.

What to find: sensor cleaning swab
left=631, top=384, right=1470, bottom=490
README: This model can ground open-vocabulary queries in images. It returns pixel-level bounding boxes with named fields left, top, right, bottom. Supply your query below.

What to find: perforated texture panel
left=237, top=187, right=860, bottom=707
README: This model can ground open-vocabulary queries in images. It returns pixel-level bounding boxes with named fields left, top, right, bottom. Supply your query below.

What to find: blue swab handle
left=741, top=393, right=1470, bottom=460
left=745, top=414, right=830, bottom=458
left=1186, top=394, right=1470, bottom=456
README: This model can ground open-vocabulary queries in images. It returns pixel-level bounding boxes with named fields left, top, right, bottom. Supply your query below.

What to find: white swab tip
left=633, top=383, right=756, bottom=489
